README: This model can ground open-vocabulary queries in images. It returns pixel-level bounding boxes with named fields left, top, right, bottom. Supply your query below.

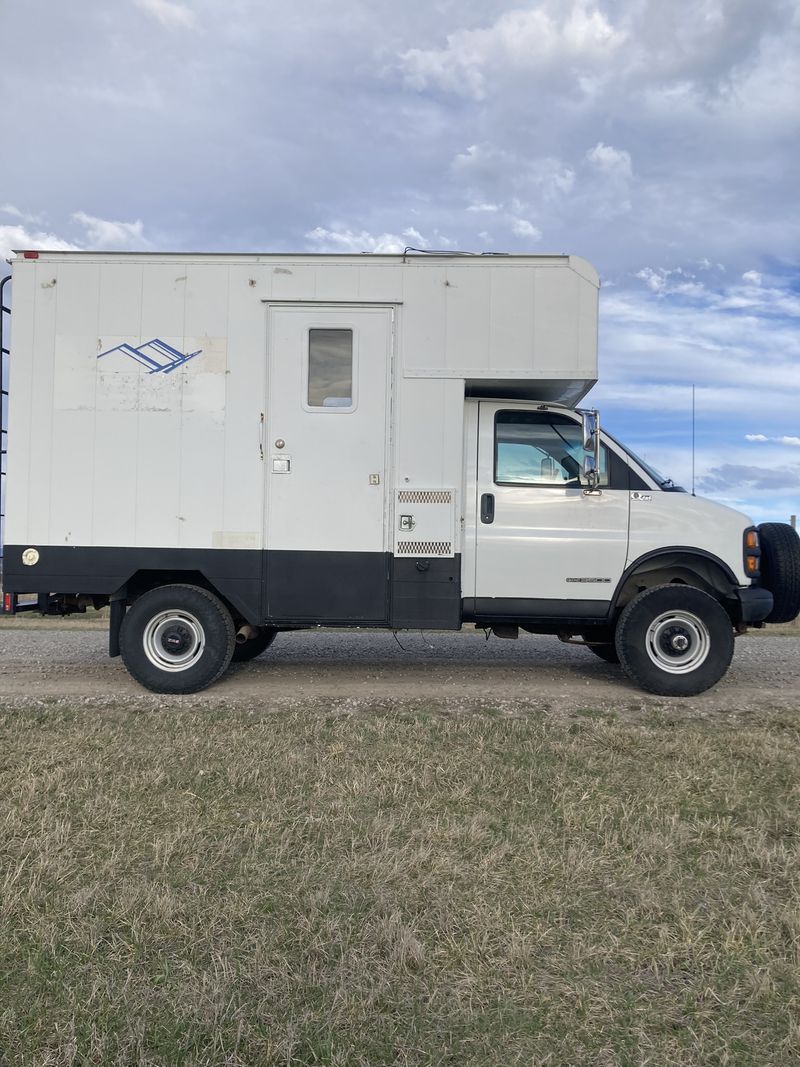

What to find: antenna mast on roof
left=692, top=384, right=696, bottom=497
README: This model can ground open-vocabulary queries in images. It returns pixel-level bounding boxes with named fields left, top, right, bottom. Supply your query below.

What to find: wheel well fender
left=611, top=549, right=739, bottom=616
left=120, top=570, right=255, bottom=625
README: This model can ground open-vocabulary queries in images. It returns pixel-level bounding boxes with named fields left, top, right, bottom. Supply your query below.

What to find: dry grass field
left=1, top=698, right=799, bottom=1066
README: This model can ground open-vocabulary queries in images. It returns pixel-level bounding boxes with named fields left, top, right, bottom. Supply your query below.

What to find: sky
left=1, top=0, right=798, bottom=523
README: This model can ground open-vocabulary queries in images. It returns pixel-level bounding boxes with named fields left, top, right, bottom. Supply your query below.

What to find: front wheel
left=120, top=584, right=235, bottom=694
left=615, top=585, right=734, bottom=696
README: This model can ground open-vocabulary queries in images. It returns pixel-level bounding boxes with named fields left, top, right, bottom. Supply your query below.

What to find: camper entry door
left=263, top=304, right=393, bottom=622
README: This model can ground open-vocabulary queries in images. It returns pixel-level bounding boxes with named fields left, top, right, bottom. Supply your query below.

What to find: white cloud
left=132, top=0, right=195, bottom=29
left=467, top=203, right=500, bottom=213
left=399, top=4, right=624, bottom=100
left=511, top=218, right=542, bottom=240
left=743, top=435, right=800, bottom=448
left=306, top=226, right=431, bottom=254
left=72, top=212, right=149, bottom=250
left=0, top=224, right=79, bottom=262
left=634, top=266, right=706, bottom=298
left=585, top=142, right=632, bottom=178
left=742, top=270, right=762, bottom=285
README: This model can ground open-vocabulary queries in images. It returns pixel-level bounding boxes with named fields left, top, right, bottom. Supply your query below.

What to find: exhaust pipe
left=235, top=624, right=259, bottom=645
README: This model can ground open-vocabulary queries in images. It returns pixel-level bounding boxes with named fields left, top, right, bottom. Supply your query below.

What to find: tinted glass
left=495, top=411, right=608, bottom=487
left=308, top=329, right=353, bottom=408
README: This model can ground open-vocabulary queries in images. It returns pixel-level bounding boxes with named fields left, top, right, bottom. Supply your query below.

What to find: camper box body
left=3, top=252, right=599, bottom=630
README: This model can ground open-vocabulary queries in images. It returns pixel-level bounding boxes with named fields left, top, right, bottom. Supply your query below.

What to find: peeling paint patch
left=212, top=531, right=259, bottom=548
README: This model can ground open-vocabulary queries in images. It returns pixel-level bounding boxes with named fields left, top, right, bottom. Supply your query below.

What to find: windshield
left=603, top=430, right=675, bottom=487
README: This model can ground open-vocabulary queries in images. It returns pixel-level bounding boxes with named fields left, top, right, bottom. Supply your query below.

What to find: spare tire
left=758, top=522, right=800, bottom=623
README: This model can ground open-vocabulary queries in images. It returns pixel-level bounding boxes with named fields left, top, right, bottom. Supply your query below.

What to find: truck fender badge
left=566, top=577, right=611, bottom=583
left=22, top=548, right=40, bottom=566
left=631, top=492, right=652, bottom=501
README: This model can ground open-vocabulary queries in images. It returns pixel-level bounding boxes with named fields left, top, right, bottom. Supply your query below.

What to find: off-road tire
left=232, top=627, right=278, bottom=662
left=120, top=584, right=235, bottom=694
left=615, top=585, right=734, bottom=697
left=758, top=522, right=800, bottom=624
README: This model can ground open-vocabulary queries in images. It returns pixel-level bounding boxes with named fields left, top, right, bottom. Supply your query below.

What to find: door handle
left=480, top=492, right=495, bottom=524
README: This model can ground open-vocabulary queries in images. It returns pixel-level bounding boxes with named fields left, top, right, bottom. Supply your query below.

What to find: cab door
left=473, top=403, right=629, bottom=612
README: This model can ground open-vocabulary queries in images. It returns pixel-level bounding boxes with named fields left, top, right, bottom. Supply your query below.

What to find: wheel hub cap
left=646, top=610, right=711, bottom=675
left=143, top=610, right=205, bottom=673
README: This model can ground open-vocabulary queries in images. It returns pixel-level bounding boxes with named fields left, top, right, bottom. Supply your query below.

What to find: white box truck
left=1, top=251, right=798, bottom=696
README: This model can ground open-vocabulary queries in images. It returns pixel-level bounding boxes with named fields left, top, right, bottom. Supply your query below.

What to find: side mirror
left=580, top=409, right=601, bottom=491
left=581, top=411, right=597, bottom=451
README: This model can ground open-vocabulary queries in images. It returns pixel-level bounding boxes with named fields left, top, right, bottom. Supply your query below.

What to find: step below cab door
left=472, top=403, right=630, bottom=617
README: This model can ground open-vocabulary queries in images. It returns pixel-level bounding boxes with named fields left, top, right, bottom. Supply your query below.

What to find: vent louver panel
left=396, top=540, right=452, bottom=556
left=397, top=490, right=452, bottom=504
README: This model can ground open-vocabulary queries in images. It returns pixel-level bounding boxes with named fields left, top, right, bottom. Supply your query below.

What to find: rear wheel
left=232, top=627, right=278, bottom=662
left=758, top=522, right=800, bottom=623
left=120, top=584, right=235, bottom=694
left=616, top=585, right=734, bottom=696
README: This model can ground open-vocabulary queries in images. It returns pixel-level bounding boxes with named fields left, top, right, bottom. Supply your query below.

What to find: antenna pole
left=692, top=384, right=696, bottom=497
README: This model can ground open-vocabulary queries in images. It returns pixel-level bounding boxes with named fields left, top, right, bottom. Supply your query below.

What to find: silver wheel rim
left=142, top=610, right=205, bottom=673
left=645, top=609, right=711, bottom=675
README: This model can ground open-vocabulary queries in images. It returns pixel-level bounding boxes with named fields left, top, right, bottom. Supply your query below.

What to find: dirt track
left=1, top=624, right=798, bottom=716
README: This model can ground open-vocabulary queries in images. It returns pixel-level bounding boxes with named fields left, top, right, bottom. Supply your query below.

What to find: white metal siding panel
left=135, top=411, right=181, bottom=546
left=98, top=263, right=143, bottom=337
left=400, top=265, right=447, bottom=371
left=488, top=267, right=536, bottom=373
left=141, top=264, right=187, bottom=338
left=271, top=265, right=318, bottom=301
left=532, top=268, right=580, bottom=376
left=54, top=261, right=100, bottom=337
left=356, top=263, right=403, bottom=303
left=26, top=266, right=58, bottom=543
left=50, top=410, right=94, bottom=545
left=93, top=411, right=138, bottom=545
left=313, top=264, right=360, bottom=302
left=443, top=266, right=491, bottom=371
left=185, top=264, right=229, bottom=338
left=4, top=264, right=36, bottom=545
left=178, top=410, right=226, bottom=547
left=223, top=272, right=267, bottom=547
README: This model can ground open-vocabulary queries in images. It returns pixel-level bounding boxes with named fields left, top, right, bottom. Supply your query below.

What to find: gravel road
left=1, top=624, right=798, bottom=717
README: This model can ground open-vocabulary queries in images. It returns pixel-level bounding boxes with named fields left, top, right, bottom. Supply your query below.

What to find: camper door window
left=494, top=410, right=608, bottom=487
left=307, top=329, right=354, bottom=409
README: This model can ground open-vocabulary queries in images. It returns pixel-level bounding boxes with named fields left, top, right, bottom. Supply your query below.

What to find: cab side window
left=495, top=410, right=608, bottom=487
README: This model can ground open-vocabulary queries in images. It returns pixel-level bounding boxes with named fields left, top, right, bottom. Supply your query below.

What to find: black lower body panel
left=390, top=557, right=461, bottom=629
left=265, top=550, right=390, bottom=624
left=2, top=544, right=265, bottom=622
left=463, top=596, right=612, bottom=625
left=2, top=545, right=463, bottom=629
